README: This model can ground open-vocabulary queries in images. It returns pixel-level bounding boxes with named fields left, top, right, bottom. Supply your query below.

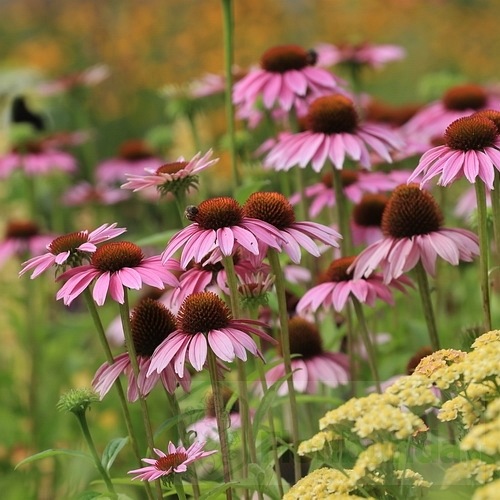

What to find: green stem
left=75, top=411, right=116, bottom=497
left=173, top=475, right=187, bottom=500
left=474, top=181, right=492, bottom=331
left=186, top=112, right=202, bottom=152
left=221, top=0, right=240, bottom=190
left=268, top=249, right=301, bottom=483
left=351, top=297, right=381, bottom=393
left=414, top=261, right=441, bottom=351
left=491, top=172, right=500, bottom=276
left=331, top=165, right=352, bottom=255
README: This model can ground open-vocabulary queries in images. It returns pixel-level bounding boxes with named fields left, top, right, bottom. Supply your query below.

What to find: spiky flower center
left=322, top=256, right=356, bottom=282
left=189, top=197, right=243, bottom=230
left=6, top=221, right=39, bottom=238
left=307, top=95, right=359, bottom=134
left=205, top=387, right=239, bottom=417
left=155, top=452, right=188, bottom=471
left=286, top=317, right=323, bottom=358
left=177, top=291, right=231, bottom=334
left=156, top=161, right=188, bottom=175
left=445, top=115, right=497, bottom=151
left=382, top=184, right=443, bottom=238
left=91, top=241, right=144, bottom=272
left=442, top=84, right=487, bottom=111
left=130, top=298, right=176, bottom=357
left=260, top=45, right=316, bottom=73
left=118, top=139, right=154, bottom=161
left=353, top=194, right=388, bottom=227
left=48, top=231, right=89, bottom=255
left=320, top=170, right=359, bottom=189
left=474, top=110, right=500, bottom=133
left=243, top=192, right=296, bottom=229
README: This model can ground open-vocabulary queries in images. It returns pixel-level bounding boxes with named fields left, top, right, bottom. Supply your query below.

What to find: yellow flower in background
left=394, top=469, right=432, bottom=488
left=298, top=430, right=342, bottom=456
left=473, top=479, right=500, bottom=500
left=443, top=459, right=499, bottom=486
left=350, top=442, right=396, bottom=483
left=385, top=373, right=440, bottom=408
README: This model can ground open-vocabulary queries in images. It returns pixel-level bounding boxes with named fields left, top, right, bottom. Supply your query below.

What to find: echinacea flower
left=121, top=149, right=218, bottom=197
left=233, top=44, right=341, bottom=114
left=408, top=114, right=500, bottom=189
left=264, top=95, right=403, bottom=172
left=296, top=256, right=411, bottom=314
left=148, top=291, right=277, bottom=377
left=264, top=316, right=349, bottom=395
left=56, top=241, right=180, bottom=306
left=93, top=298, right=190, bottom=401
left=351, top=194, right=388, bottom=246
left=242, top=191, right=341, bottom=263
left=20, top=223, right=126, bottom=278
left=128, top=441, right=217, bottom=482
left=351, top=184, right=480, bottom=283
left=161, top=197, right=284, bottom=268
left=61, top=181, right=129, bottom=206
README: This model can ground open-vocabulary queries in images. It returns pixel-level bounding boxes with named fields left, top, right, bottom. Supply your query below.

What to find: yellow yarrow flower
left=443, top=459, right=499, bottom=486
left=298, top=430, right=342, bottom=455
left=283, top=467, right=354, bottom=499
left=471, top=330, right=500, bottom=349
left=394, top=469, right=432, bottom=488
left=385, top=374, right=440, bottom=408
left=461, top=416, right=500, bottom=456
left=350, top=442, right=396, bottom=483
left=473, top=479, right=500, bottom=500
left=414, top=349, right=466, bottom=378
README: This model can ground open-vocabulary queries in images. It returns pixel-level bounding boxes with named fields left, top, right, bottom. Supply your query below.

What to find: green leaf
left=199, top=481, right=239, bottom=500
left=134, top=229, right=177, bottom=247
left=15, top=449, right=92, bottom=469
left=101, top=437, right=128, bottom=472
left=234, top=179, right=272, bottom=205
left=154, top=408, right=205, bottom=439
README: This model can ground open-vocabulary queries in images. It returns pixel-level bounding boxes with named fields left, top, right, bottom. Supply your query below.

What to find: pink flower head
left=351, top=184, right=480, bottom=283
left=264, top=95, right=403, bottom=172
left=233, top=44, right=341, bottom=114
left=297, top=256, right=411, bottom=315
left=61, top=182, right=129, bottom=206
left=351, top=193, right=389, bottom=246
left=454, top=185, right=492, bottom=220
left=121, top=149, right=218, bottom=197
left=161, top=197, right=285, bottom=269
left=242, top=191, right=341, bottom=264
left=408, top=113, right=500, bottom=190
left=20, top=223, right=126, bottom=279
left=56, top=241, right=180, bottom=306
left=93, top=299, right=190, bottom=401
left=264, top=316, right=349, bottom=395
left=128, top=441, right=217, bottom=482
left=148, top=291, right=277, bottom=378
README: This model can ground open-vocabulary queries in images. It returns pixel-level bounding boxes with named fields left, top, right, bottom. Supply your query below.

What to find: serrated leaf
left=15, top=449, right=92, bottom=469
left=101, top=437, right=128, bottom=472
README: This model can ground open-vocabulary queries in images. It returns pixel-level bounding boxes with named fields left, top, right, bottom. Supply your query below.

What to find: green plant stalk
left=331, top=164, right=352, bottom=255
left=267, top=249, right=301, bottom=483
left=351, top=297, right=381, bottom=393
left=186, top=111, right=202, bottom=152
left=74, top=411, right=117, bottom=497
left=173, top=474, right=187, bottom=500
left=491, top=172, right=500, bottom=272
left=474, top=181, right=492, bottom=331
left=118, top=289, right=163, bottom=500
left=221, top=0, right=240, bottom=189
left=413, top=261, right=441, bottom=351
left=207, top=348, right=233, bottom=500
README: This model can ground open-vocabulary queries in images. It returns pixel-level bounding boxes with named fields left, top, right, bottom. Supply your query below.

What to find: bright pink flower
left=242, top=191, right=341, bottom=263
left=56, top=241, right=180, bottom=306
left=408, top=114, right=500, bottom=190
left=161, top=197, right=284, bottom=268
left=148, top=291, right=277, bottom=377
left=62, top=182, right=129, bottom=206
left=264, top=95, right=403, bottom=172
left=20, top=223, right=126, bottom=279
left=297, top=256, right=411, bottom=314
left=351, top=184, right=479, bottom=283
left=233, top=44, right=341, bottom=114
left=128, top=441, right=216, bottom=481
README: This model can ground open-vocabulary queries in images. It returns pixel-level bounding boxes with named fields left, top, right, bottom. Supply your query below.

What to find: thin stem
left=186, top=112, right=202, bottom=152
left=267, top=249, right=301, bottom=483
left=173, top=475, right=187, bottom=500
left=414, top=261, right=441, bottom=351
left=474, top=181, right=492, bottom=331
left=351, top=297, right=381, bottom=393
left=491, top=172, right=500, bottom=276
left=331, top=165, right=352, bottom=255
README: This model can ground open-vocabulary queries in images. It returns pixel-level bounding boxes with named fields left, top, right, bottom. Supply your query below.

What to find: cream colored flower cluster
left=443, top=459, right=500, bottom=486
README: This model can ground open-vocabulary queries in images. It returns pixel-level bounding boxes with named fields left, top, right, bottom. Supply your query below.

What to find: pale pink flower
left=128, top=441, right=216, bottom=481
left=454, top=185, right=492, bottom=219
left=62, top=182, right=129, bottom=206
left=148, top=291, right=277, bottom=378
left=264, top=95, right=403, bottom=172
left=20, top=223, right=126, bottom=279
left=56, top=241, right=180, bottom=306
left=351, top=184, right=480, bottom=283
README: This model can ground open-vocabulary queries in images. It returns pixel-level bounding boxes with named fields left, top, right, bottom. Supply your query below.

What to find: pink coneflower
left=351, top=194, right=388, bottom=246
left=0, top=221, right=53, bottom=267
left=242, top=191, right=341, bottom=263
left=148, top=291, right=277, bottom=378
left=0, top=140, right=76, bottom=178
left=408, top=114, right=500, bottom=190
left=454, top=185, right=492, bottom=219
left=264, top=317, right=349, bottom=395
left=351, top=184, right=480, bottom=283
left=264, top=95, right=403, bottom=172
left=121, top=149, right=218, bottom=197
left=233, top=44, right=341, bottom=114
left=365, top=98, right=422, bottom=127
left=161, top=197, right=284, bottom=268
left=128, top=441, right=216, bottom=482
left=20, top=223, right=126, bottom=279
left=296, top=256, right=411, bottom=314
left=61, top=182, right=129, bottom=206
left=93, top=299, right=190, bottom=401
left=56, top=241, right=180, bottom=306
left=96, top=139, right=164, bottom=185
